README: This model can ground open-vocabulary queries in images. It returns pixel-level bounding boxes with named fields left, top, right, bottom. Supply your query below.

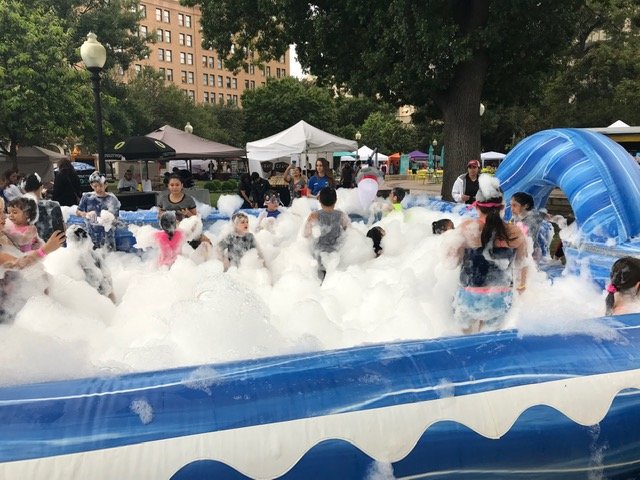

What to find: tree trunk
left=438, top=0, right=489, bottom=201
left=9, top=133, right=18, bottom=170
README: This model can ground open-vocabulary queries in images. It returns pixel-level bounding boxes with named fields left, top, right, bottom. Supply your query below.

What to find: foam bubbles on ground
left=0, top=196, right=614, bottom=386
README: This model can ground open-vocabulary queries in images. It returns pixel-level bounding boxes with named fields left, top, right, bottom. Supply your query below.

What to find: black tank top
left=459, top=246, right=515, bottom=287
left=464, top=176, right=479, bottom=204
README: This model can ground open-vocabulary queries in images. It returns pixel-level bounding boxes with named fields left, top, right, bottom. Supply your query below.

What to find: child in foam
left=257, top=192, right=283, bottom=231
left=605, top=257, right=640, bottom=315
left=76, top=172, right=121, bottom=250
left=509, top=191, right=548, bottom=262
left=218, top=212, right=262, bottom=270
left=304, top=187, right=350, bottom=280
left=155, top=211, right=184, bottom=267
left=451, top=174, right=528, bottom=334
left=4, top=197, right=42, bottom=253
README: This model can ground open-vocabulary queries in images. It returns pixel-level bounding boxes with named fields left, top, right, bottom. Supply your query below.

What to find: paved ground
left=380, top=174, right=445, bottom=197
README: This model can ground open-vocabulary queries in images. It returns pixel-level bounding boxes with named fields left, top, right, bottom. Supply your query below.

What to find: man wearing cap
left=452, top=159, right=481, bottom=204
left=117, top=169, right=138, bottom=192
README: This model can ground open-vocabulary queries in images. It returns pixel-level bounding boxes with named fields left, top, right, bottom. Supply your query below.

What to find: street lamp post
left=80, top=32, right=107, bottom=175
left=355, top=131, right=362, bottom=163
left=432, top=139, right=438, bottom=169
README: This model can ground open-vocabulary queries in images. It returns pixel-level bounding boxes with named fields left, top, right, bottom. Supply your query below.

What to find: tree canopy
left=184, top=0, right=588, bottom=198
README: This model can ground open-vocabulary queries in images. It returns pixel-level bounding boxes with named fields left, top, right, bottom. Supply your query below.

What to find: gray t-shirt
left=218, top=232, right=258, bottom=266
left=157, top=192, right=197, bottom=221
left=315, top=209, right=347, bottom=252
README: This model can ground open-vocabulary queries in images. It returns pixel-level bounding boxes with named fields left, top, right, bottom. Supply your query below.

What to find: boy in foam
left=605, top=257, right=640, bottom=315
left=76, top=172, right=121, bottom=250
left=390, top=187, right=405, bottom=212
left=218, top=212, right=262, bottom=270
left=257, top=192, right=283, bottom=231
left=304, top=187, right=350, bottom=280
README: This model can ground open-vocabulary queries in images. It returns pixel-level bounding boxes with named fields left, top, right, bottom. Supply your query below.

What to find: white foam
left=0, top=200, right=611, bottom=386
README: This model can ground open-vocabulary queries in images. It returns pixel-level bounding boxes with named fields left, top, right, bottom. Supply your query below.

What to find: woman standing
left=452, top=174, right=528, bottom=334
left=53, top=159, right=82, bottom=207
left=307, top=158, right=334, bottom=197
left=283, top=164, right=307, bottom=204
left=157, top=174, right=197, bottom=221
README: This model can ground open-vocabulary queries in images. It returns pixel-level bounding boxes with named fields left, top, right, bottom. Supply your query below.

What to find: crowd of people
left=2, top=160, right=638, bottom=332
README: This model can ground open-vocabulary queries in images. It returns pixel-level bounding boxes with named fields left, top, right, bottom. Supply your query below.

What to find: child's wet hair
left=606, top=256, right=640, bottom=315
left=366, top=226, right=385, bottom=256
left=8, top=197, right=38, bottom=224
left=159, top=211, right=178, bottom=238
left=392, top=187, right=406, bottom=202
left=511, top=192, right=534, bottom=211
left=231, top=212, right=248, bottom=224
left=432, top=218, right=454, bottom=235
left=318, top=187, right=337, bottom=207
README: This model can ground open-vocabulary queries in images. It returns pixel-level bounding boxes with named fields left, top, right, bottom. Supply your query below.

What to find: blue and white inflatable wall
left=2, top=128, right=640, bottom=479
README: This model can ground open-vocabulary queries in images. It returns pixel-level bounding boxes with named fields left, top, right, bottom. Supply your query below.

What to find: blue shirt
left=77, top=192, right=121, bottom=249
left=308, top=175, right=330, bottom=196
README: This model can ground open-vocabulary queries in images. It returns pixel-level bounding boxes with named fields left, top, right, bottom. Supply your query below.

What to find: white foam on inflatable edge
left=2, top=368, right=640, bottom=479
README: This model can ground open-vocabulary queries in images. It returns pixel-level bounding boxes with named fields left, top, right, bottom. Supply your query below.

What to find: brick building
left=128, top=0, right=290, bottom=106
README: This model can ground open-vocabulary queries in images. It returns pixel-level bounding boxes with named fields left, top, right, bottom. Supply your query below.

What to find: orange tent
left=388, top=152, right=401, bottom=166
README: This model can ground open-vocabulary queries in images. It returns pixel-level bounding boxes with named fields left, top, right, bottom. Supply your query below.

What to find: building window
left=232, top=95, right=238, bottom=105
left=187, top=71, right=194, bottom=84
left=165, top=50, right=172, bottom=62
left=266, top=66, right=271, bottom=77
left=139, top=5, right=146, bottom=18
left=159, top=67, right=165, bottom=76
left=164, top=31, right=171, bottom=43
left=261, top=65, right=266, bottom=77
left=188, top=90, right=195, bottom=100
left=250, top=80, right=255, bottom=88
left=227, top=94, right=232, bottom=104
left=217, top=75, right=223, bottom=87
left=166, top=68, right=173, bottom=81
left=118, top=66, right=125, bottom=75
left=226, top=76, right=231, bottom=88
left=244, top=80, right=249, bottom=89
left=187, top=53, right=193, bottom=65
left=178, top=13, right=184, bottom=26
left=157, top=48, right=164, bottom=61
left=211, top=93, right=216, bottom=103
left=186, top=35, right=193, bottom=47
left=202, top=55, right=207, bottom=67
left=204, top=92, right=209, bottom=103
left=163, top=9, right=170, bottom=23
left=139, top=25, right=148, bottom=38
left=156, top=29, right=163, bottom=42
left=231, top=78, right=237, bottom=89
left=249, top=64, right=255, bottom=75
left=279, top=54, right=285, bottom=63
left=179, top=33, right=185, bottom=46
left=208, top=56, right=214, bottom=68
left=155, top=8, right=162, bottom=21
left=185, top=15, right=192, bottom=28
left=203, top=73, right=208, bottom=85
left=181, top=71, right=187, bottom=83
left=209, top=74, right=215, bottom=85
left=217, top=59, right=223, bottom=69
left=134, top=64, right=141, bottom=74
left=180, top=52, right=186, bottom=64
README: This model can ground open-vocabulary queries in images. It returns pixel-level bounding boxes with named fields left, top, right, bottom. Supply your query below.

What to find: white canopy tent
left=354, top=145, right=389, bottom=163
left=480, top=151, right=506, bottom=167
left=246, top=120, right=357, bottom=176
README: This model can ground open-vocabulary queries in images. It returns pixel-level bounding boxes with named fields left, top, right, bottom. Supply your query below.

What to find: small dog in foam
left=65, top=225, right=116, bottom=302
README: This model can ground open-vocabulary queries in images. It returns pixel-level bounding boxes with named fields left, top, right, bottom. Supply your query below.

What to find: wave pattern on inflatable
left=496, top=128, right=640, bottom=244
left=3, top=314, right=640, bottom=479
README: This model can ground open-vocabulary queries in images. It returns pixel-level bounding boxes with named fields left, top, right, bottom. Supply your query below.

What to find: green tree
left=360, top=112, right=421, bottom=154
left=184, top=0, right=584, bottom=200
left=241, top=77, right=337, bottom=140
left=0, top=1, right=92, bottom=163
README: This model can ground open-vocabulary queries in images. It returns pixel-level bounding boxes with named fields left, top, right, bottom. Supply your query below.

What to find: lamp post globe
left=184, top=122, right=193, bottom=134
left=480, top=103, right=486, bottom=117
left=355, top=131, right=361, bottom=162
left=80, top=32, right=107, bottom=174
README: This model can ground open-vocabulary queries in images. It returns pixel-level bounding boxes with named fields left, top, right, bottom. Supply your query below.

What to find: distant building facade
left=127, top=0, right=290, bottom=106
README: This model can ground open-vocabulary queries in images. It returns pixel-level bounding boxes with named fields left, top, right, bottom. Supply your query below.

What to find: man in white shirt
left=117, top=169, right=138, bottom=192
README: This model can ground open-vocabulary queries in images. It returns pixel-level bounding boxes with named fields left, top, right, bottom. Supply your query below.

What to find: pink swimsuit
left=155, top=230, right=184, bottom=266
